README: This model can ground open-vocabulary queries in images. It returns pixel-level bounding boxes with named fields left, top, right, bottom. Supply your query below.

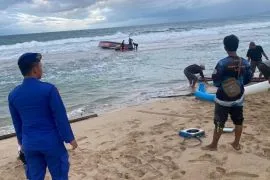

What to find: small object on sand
left=179, top=128, right=205, bottom=146
left=223, top=127, right=235, bottom=133
left=179, top=128, right=205, bottom=138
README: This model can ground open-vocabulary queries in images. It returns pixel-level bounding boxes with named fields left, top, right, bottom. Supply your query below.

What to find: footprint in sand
left=189, top=153, right=225, bottom=165
left=163, top=134, right=176, bottom=141
left=262, top=148, right=270, bottom=158
left=162, top=117, right=168, bottom=121
left=170, top=110, right=179, bottom=115
left=150, top=122, right=173, bottom=135
left=127, top=131, right=145, bottom=139
left=180, top=145, right=186, bottom=151
left=131, top=124, right=140, bottom=129
left=170, top=172, right=182, bottom=179
left=76, top=136, right=89, bottom=145
left=77, top=136, right=87, bottom=141
left=170, top=170, right=186, bottom=179
left=162, top=108, right=170, bottom=111
left=226, top=171, right=259, bottom=178
left=266, top=166, right=270, bottom=172
left=148, top=157, right=179, bottom=173
left=209, top=171, right=222, bottom=179
left=121, top=154, right=142, bottom=165
left=127, top=118, right=142, bottom=127
left=163, top=156, right=172, bottom=161
left=145, top=144, right=154, bottom=150
left=99, top=140, right=115, bottom=146
left=118, top=154, right=143, bottom=170
left=72, top=171, right=87, bottom=179
left=137, top=163, right=164, bottom=177
left=264, top=142, right=270, bottom=147
left=216, top=167, right=226, bottom=175
left=245, top=147, right=252, bottom=153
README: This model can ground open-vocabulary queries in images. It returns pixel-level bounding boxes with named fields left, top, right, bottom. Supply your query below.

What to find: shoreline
left=0, top=96, right=160, bottom=137
left=0, top=85, right=192, bottom=137
left=0, top=91, right=269, bottom=179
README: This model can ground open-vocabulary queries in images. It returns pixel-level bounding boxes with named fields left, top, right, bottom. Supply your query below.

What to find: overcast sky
left=0, top=0, right=270, bottom=35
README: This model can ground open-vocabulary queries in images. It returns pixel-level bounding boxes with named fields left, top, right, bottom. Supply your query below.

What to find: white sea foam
left=0, top=20, right=270, bottom=60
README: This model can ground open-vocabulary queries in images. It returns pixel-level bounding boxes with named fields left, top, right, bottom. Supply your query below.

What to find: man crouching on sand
left=202, top=35, right=252, bottom=151
left=8, top=53, right=78, bottom=179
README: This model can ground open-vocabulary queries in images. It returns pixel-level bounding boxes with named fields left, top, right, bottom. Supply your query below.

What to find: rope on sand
left=0, top=113, right=98, bottom=141
left=152, top=92, right=194, bottom=98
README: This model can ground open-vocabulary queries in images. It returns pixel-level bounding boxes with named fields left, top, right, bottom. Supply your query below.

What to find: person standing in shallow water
left=121, top=40, right=125, bottom=51
left=202, top=35, right=252, bottom=151
left=8, top=53, right=78, bottom=179
left=246, top=42, right=269, bottom=76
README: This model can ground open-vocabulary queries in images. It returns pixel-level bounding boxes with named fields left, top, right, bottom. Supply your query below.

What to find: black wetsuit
left=184, top=64, right=204, bottom=85
left=247, top=45, right=265, bottom=74
left=121, top=41, right=125, bottom=50
left=128, top=38, right=133, bottom=50
left=133, top=43, right=138, bottom=50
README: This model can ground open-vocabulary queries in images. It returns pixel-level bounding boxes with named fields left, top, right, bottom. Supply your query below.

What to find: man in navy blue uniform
left=202, top=35, right=252, bottom=151
left=8, top=53, right=78, bottom=180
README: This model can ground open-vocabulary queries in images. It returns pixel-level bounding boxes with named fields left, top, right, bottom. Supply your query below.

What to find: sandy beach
left=0, top=90, right=269, bottom=180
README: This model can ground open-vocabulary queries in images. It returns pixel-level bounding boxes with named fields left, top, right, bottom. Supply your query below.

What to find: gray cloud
left=0, top=0, right=31, bottom=10
left=103, top=0, right=270, bottom=25
left=0, top=0, right=270, bottom=35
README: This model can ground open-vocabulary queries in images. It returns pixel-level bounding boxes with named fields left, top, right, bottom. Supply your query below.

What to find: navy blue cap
left=18, top=53, right=42, bottom=75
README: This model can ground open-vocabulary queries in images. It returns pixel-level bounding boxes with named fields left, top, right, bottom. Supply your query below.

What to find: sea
left=1, top=15, right=270, bottom=135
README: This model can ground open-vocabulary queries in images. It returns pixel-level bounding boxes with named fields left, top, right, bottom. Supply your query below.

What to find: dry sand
left=0, top=91, right=269, bottom=180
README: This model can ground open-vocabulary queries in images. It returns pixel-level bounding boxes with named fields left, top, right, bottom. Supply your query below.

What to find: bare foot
left=230, top=142, right=241, bottom=151
left=201, top=144, right=217, bottom=151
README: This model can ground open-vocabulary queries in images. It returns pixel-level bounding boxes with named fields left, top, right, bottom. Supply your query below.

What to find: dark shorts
left=184, top=69, right=197, bottom=85
left=214, top=103, right=244, bottom=128
left=250, top=60, right=262, bottom=74
left=258, top=63, right=270, bottom=79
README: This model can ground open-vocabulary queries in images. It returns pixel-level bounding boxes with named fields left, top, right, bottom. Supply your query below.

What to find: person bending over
left=184, top=64, right=205, bottom=89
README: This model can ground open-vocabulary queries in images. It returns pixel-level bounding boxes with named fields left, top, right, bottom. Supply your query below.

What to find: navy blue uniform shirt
left=8, top=78, right=74, bottom=151
left=212, top=56, right=252, bottom=103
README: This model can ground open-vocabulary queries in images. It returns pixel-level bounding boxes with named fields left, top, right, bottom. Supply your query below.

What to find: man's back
left=212, top=56, right=252, bottom=102
left=185, top=64, right=203, bottom=75
left=9, top=78, right=68, bottom=150
left=247, top=45, right=264, bottom=61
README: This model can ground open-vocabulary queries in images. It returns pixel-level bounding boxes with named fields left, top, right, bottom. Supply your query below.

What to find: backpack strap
left=230, top=56, right=242, bottom=79
left=237, top=57, right=242, bottom=79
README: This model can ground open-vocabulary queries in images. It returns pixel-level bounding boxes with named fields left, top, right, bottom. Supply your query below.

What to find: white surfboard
left=244, top=81, right=270, bottom=95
